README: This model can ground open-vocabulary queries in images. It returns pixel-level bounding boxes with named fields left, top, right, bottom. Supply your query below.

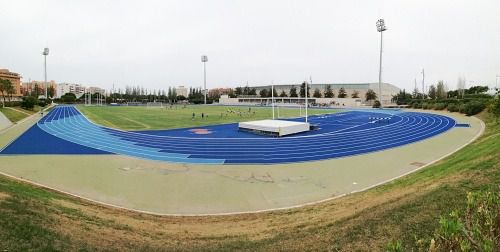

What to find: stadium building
left=219, top=82, right=400, bottom=106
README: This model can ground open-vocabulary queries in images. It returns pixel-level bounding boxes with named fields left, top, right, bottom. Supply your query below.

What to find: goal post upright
left=272, top=81, right=275, bottom=120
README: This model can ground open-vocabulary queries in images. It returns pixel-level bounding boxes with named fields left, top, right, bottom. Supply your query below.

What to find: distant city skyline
left=1, top=0, right=499, bottom=92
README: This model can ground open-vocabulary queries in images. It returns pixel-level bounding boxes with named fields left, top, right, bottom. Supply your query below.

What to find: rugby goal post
left=146, top=102, right=163, bottom=108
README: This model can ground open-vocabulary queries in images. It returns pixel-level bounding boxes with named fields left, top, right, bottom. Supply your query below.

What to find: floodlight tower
left=42, top=48, right=49, bottom=100
left=376, top=19, right=387, bottom=105
left=201, top=55, right=208, bottom=104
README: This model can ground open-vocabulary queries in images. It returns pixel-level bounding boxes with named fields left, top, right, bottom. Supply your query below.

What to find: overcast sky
left=1, top=0, right=499, bottom=92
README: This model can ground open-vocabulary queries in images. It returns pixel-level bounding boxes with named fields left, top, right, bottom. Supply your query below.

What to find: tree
left=299, top=82, right=310, bottom=98
left=289, top=86, right=298, bottom=97
left=338, top=87, right=347, bottom=98
left=365, top=89, right=377, bottom=101
left=391, top=89, right=412, bottom=105
left=21, top=96, right=37, bottom=110
left=235, top=87, right=242, bottom=96
left=412, top=87, right=422, bottom=99
left=227, top=89, right=237, bottom=98
left=243, top=85, right=250, bottom=95
left=351, top=90, right=360, bottom=98
left=279, top=90, right=288, bottom=97
left=259, top=88, right=269, bottom=97
left=248, top=88, right=257, bottom=96
left=61, top=92, right=76, bottom=103
left=271, top=87, right=277, bottom=97
left=5, top=81, right=14, bottom=103
left=436, top=81, right=447, bottom=99
left=324, top=85, right=334, bottom=98
left=313, top=88, right=322, bottom=98
left=428, top=85, right=437, bottom=99
left=32, top=83, right=40, bottom=98
left=0, top=79, right=12, bottom=107
left=466, top=86, right=489, bottom=94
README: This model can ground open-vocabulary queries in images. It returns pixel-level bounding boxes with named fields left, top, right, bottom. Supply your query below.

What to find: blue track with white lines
left=0, top=106, right=456, bottom=164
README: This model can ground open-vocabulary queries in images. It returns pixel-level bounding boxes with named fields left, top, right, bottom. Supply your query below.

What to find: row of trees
left=392, top=81, right=491, bottom=105
left=254, top=82, right=374, bottom=100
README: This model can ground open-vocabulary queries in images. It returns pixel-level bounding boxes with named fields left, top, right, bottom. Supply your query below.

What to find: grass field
left=77, top=105, right=338, bottom=130
left=0, top=106, right=42, bottom=123
left=0, top=111, right=497, bottom=251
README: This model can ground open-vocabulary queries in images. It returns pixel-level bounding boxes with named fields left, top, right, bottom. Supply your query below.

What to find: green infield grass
left=77, top=105, right=338, bottom=130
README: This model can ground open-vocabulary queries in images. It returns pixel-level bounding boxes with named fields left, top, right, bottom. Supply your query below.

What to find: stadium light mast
left=376, top=19, right=387, bottom=106
left=42, top=48, right=49, bottom=100
left=201, top=55, right=208, bottom=104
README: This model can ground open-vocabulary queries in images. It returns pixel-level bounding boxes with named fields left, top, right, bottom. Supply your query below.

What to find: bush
left=38, top=100, right=47, bottom=107
left=447, top=103, right=460, bottom=112
left=433, top=103, right=447, bottom=110
left=61, top=93, right=77, bottom=104
left=462, top=101, right=487, bottom=116
left=21, top=96, right=37, bottom=110
left=372, top=100, right=381, bottom=108
left=488, top=98, right=500, bottom=122
left=3, top=101, right=22, bottom=107
left=422, top=103, right=431, bottom=110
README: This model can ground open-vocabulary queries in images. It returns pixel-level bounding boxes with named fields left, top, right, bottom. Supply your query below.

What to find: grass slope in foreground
left=0, top=106, right=41, bottom=123
left=77, top=105, right=338, bottom=130
left=0, top=112, right=497, bottom=251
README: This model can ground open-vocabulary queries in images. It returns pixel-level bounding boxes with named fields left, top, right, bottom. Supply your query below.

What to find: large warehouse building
left=219, top=82, right=400, bottom=107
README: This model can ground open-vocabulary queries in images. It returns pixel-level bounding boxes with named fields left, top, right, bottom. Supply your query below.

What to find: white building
left=176, top=85, right=188, bottom=97
left=56, top=83, right=86, bottom=98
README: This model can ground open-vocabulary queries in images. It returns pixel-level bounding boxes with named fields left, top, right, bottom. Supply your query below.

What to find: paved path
left=0, top=110, right=12, bottom=131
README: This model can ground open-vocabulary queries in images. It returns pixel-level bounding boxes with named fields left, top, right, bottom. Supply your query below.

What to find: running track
left=0, top=106, right=456, bottom=164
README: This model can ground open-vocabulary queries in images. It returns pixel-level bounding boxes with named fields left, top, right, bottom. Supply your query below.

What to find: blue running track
left=0, top=106, right=456, bottom=164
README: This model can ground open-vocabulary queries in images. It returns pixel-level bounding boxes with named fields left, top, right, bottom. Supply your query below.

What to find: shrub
left=38, top=100, right=47, bottom=107
left=447, top=103, right=460, bottom=112
left=462, top=101, right=487, bottom=116
left=433, top=103, right=447, bottom=110
left=372, top=100, right=381, bottom=108
left=21, top=96, right=37, bottom=110
left=488, top=98, right=500, bottom=122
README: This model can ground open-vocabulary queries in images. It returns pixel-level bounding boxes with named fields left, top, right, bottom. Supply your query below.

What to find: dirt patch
left=0, top=191, right=10, bottom=201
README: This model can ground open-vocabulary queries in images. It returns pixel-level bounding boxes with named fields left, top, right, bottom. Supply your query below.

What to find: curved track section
left=36, top=106, right=455, bottom=164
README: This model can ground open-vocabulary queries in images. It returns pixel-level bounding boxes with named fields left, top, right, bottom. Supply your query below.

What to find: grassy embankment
left=0, top=111, right=497, bottom=251
left=0, top=106, right=43, bottom=123
left=77, top=105, right=338, bottom=130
